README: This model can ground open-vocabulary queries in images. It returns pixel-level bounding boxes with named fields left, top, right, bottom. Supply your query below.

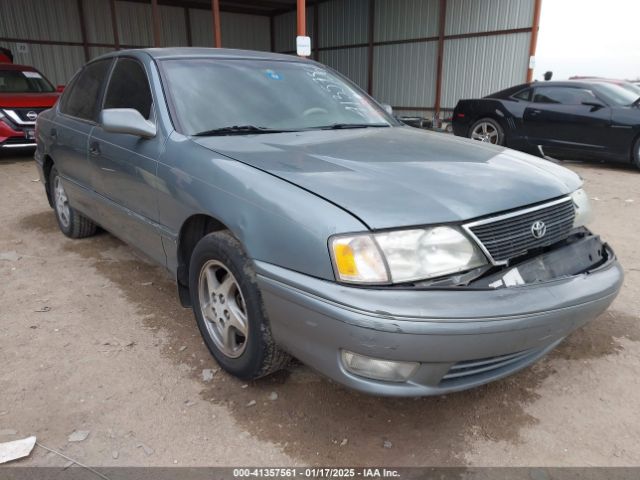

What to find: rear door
left=523, top=86, right=612, bottom=158
left=49, top=58, right=112, bottom=216
left=89, top=56, right=166, bottom=265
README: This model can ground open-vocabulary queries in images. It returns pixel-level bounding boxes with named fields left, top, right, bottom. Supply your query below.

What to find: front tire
left=189, top=231, right=290, bottom=379
left=49, top=166, right=97, bottom=238
left=469, top=118, right=505, bottom=146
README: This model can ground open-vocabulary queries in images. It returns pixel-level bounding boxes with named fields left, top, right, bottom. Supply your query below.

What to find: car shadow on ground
left=17, top=208, right=638, bottom=466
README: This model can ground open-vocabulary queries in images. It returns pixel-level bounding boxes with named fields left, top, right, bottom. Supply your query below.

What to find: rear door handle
left=89, top=141, right=101, bottom=156
left=50, top=128, right=57, bottom=139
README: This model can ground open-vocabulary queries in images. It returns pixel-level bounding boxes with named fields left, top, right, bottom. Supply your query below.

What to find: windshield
left=592, top=83, right=640, bottom=106
left=160, top=59, right=392, bottom=135
left=0, top=69, right=54, bottom=93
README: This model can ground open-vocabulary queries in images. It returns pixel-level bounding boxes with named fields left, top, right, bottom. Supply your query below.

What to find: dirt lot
left=1, top=152, right=639, bottom=467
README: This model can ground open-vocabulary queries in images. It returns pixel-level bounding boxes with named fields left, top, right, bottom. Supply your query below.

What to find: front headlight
left=330, top=226, right=487, bottom=284
left=571, top=188, right=593, bottom=228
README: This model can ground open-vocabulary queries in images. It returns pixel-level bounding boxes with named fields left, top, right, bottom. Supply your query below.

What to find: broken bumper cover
left=255, top=240, right=623, bottom=396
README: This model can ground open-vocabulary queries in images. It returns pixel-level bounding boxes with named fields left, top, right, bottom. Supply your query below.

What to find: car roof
left=100, top=47, right=307, bottom=63
left=488, top=80, right=603, bottom=99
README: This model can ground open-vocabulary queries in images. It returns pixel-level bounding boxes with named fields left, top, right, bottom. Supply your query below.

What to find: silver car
left=34, top=48, right=623, bottom=396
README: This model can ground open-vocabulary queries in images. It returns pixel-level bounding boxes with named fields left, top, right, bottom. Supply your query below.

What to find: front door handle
left=50, top=128, right=57, bottom=139
left=89, top=141, right=101, bottom=156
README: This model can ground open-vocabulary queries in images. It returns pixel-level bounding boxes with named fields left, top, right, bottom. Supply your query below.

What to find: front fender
left=157, top=133, right=367, bottom=281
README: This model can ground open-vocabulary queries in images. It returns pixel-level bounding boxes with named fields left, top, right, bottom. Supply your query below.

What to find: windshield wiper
left=193, top=125, right=296, bottom=136
left=315, top=123, right=390, bottom=130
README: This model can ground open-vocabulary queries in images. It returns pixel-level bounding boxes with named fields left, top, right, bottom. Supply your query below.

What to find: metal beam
left=151, top=0, right=162, bottom=47
left=366, top=0, right=374, bottom=94
left=434, top=0, right=447, bottom=123
left=297, top=0, right=306, bottom=36
left=76, top=0, right=90, bottom=61
left=312, top=1, right=319, bottom=60
left=184, top=7, right=192, bottom=46
left=109, top=0, right=120, bottom=50
left=269, top=14, right=276, bottom=52
left=212, top=0, right=222, bottom=47
left=527, top=0, right=543, bottom=82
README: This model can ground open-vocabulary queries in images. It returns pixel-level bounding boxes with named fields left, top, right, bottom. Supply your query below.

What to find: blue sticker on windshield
left=265, top=69, right=282, bottom=80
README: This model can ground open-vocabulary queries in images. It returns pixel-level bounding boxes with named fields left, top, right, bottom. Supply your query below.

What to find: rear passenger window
left=513, top=89, right=531, bottom=101
left=533, top=87, right=597, bottom=105
left=104, top=58, right=152, bottom=119
left=60, top=59, right=112, bottom=121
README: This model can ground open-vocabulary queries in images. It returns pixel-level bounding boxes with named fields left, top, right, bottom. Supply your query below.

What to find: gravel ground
left=1, top=152, right=639, bottom=467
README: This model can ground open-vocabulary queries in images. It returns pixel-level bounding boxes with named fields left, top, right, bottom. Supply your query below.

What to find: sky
left=532, top=0, right=640, bottom=81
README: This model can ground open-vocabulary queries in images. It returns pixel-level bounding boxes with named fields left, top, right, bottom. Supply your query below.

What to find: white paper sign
left=23, top=71, right=42, bottom=79
left=296, top=36, right=311, bottom=57
left=16, top=43, right=29, bottom=54
left=528, top=55, right=536, bottom=70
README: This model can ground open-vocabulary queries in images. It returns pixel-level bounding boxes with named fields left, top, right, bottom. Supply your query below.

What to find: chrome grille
left=466, top=197, right=575, bottom=263
left=441, top=348, right=541, bottom=383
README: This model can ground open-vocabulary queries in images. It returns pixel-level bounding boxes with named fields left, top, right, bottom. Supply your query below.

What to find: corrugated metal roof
left=219, top=12, right=270, bottom=51
left=320, top=46, right=368, bottom=89
left=115, top=1, right=153, bottom=46
left=160, top=5, right=189, bottom=47
left=374, top=0, right=439, bottom=42
left=83, top=0, right=114, bottom=44
left=373, top=41, right=438, bottom=107
left=446, top=0, right=534, bottom=35
left=274, top=9, right=313, bottom=53
left=318, top=0, right=368, bottom=48
left=441, top=32, right=531, bottom=108
left=0, top=0, right=82, bottom=42
left=0, top=40, right=85, bottom=85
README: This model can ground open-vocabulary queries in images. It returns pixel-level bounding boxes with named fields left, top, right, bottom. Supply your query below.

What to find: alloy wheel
left=471, top=122, right=500, bottom=144
left=54, top=176, right=71, bottom=228
left=198, top=259, right=249, bottom=358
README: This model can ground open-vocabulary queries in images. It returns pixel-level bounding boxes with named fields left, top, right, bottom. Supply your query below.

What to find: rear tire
left=49, top=166, right=97, bottom=238
left=632, top=137, right=640, bottom=170
left=468, top=118, right=505, bottom=146
left=189, top=231, right=290, bottom=380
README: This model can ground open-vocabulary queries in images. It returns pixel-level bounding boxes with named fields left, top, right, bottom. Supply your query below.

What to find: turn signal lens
left=330, top=235, right=389, bottom=284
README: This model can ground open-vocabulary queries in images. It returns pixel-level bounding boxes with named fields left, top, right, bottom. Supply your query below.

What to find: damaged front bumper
left=256, top=232, right=623, bottom=396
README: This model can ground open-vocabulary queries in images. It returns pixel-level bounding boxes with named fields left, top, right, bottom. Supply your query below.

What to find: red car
left=0, top=60, right=61, bottom=150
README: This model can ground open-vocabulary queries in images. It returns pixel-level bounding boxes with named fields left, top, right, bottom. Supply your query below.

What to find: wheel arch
left=175, top=213, right=231, bottom=307
left=42, top=154, right=55, bottom=207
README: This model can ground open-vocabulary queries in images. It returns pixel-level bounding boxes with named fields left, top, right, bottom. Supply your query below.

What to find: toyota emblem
left=531, top=220, right=547, bottom=239
left=26, top=111, right=38, bottom=121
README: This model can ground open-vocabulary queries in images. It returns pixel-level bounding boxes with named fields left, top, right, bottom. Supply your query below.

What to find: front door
left=89, top=57, right=166, bottom=265
left=523, top=85, right=611, bottom=158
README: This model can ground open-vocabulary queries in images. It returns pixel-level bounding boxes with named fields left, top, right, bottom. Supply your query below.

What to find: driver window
left=103, top=58, right=153, bottom=120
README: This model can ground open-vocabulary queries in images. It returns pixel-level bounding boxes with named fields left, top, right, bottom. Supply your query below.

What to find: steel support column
left=434, top=0, right=447, bottom=123
left=366, top=0, right=374, bottom=94
left=527, top=0, right=543, bottom=82
left=297, top=0, right=306, bottom=36
left=76, top=0, right=90, bottom=61
left=109, top=0, right=120, bottom=50
left=151, top=0, right=162, bottom=47
left=313, top=1, right=319, bottom=60
left=212, top=0, right=222, bottom=47
left=184, top=7, right=192, bottom=46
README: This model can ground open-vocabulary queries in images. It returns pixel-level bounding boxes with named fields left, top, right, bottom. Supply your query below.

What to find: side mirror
left=56, top=85, right=65, bottom=93
left=381, top=103, right=393, bottom=116
left=100, top=108, right=156, bottom=138
left=581, top=101, right=606, bottom=110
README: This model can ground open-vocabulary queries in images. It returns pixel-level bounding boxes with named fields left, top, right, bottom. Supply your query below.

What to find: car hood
left=0, top=92, right=59, bottom=108
left=194, top=127, right=582, bottom=230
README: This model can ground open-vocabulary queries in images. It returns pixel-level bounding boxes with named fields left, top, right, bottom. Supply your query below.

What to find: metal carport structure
left=0, top=0, right=541, bottom=121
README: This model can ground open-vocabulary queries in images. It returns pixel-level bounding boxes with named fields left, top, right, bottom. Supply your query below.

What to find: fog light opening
left=341, top=350, right=419, bottom=382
